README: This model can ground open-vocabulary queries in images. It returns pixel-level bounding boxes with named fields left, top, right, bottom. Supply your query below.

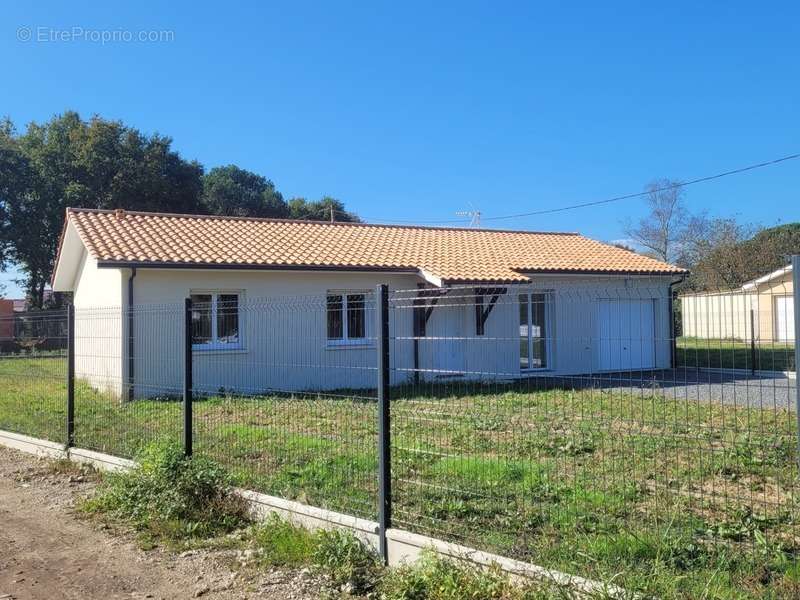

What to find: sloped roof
left=741, top=265, right=793, bottom=291
left=55, top=208, right=686, bottom=286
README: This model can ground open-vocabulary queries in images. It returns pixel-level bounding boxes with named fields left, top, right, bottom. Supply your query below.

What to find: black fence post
left=376, top=284, right=391, bottom=564
left=750, top=308, right=757, bottom=375
left=66, top=304, right=75, bottom=448
left=183, top=297, right=193, bottom=457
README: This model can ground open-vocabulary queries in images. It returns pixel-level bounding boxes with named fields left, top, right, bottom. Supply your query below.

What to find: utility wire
left=483, top=153, right=800, bottom=221
left=362, top=152, right=800, bottom=226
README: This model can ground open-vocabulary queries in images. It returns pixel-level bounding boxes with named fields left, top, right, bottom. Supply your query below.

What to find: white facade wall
left=679, top=292, right=757, bottom=341
left=418, top=276, right=673, bottom=380
left=129, top=270, right=420, bottom=397
left=72, top=251, right=126, bottom=397
left=72, top=264, right=675, bottom=397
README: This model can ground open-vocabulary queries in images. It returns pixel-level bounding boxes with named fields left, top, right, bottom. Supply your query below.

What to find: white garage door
left=598, top=299, right=656, bottom=371
left=775, top=296, right=795, bottom=342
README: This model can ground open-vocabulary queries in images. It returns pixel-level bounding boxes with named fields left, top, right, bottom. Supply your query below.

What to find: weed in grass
left=468, top=412, right=508, bottom=432
left=312, top=528, right=381, bottom=595
left=82, top=440, right=250, bottom=547
left=46, top=457, right=96, bottom=478
left=250, top=515, right=316, bottom=567
left=378, top=550, right=607, bottom=600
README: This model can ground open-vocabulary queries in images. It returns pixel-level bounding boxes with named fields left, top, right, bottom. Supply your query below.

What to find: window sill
left=325, top=341, right=375, bottom=350
left=192, top=346, right=247, bottom=355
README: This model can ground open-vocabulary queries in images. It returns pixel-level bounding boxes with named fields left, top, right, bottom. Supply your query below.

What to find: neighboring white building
left=52, top=208, right=686, bottom=398
left=680, top=265, right=795, bottom=342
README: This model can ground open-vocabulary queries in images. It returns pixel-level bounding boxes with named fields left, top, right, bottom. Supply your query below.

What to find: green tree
left=202, top=165, right=288, bottom=218
left=685, top=222, right=800, bottom=290
left=287, top=196, right=360, bottom=222
left=0, top=112, right=362, bottom=307
left=0, top=118, right=30, bottom=271
left=0, top=112, right=204, bottom=308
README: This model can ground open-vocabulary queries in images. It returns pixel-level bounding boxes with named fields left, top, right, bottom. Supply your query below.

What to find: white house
left=51, top=208, right=686, bottom=398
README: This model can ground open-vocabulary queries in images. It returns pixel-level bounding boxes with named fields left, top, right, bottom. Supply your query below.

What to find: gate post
left=66, top=304, right=75, bottom=448
left=183, top=297, right=193, bottom=457
left=376, top=284, right=391, bottom=564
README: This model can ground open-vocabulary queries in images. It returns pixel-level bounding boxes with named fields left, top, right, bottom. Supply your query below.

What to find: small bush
left=312, top=528, right=382, bottom=594
left=84, top=440, right=250, bottom=545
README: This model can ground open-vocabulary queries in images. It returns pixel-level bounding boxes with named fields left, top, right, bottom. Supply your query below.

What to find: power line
left=362, top=152, right=800, bottom=226
left=482, top=153, right=800, bottom=221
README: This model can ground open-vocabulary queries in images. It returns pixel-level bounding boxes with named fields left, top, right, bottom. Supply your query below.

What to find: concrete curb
left=0, top=429, right=622, bottom=598
left=69, top=447, right=136, bottom=472
left=0, top=430, right=66, bottom=459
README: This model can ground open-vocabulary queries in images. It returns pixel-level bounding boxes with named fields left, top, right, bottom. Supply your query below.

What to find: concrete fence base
left=0, top=428, right=624, bottom=598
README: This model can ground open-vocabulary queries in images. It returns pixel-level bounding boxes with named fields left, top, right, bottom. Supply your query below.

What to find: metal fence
left=0, top=268, right=798, bottom=597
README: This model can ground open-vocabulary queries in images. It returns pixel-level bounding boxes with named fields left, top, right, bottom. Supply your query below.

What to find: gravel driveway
left=590, top=368, right=796, bottom=410
left=539, top=368, right=797, bottom=410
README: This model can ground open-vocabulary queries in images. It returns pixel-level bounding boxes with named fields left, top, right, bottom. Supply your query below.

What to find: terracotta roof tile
left=62, top=208, right=686, bottom=283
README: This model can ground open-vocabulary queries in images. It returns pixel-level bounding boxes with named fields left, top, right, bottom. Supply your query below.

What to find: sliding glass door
left=519, top=292, right=551, bottom=370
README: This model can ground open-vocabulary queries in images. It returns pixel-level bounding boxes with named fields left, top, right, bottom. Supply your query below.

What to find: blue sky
left=2, top=2, right=799, bottom=296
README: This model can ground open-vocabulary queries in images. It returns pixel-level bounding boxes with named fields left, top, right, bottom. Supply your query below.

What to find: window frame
left=190, top=290, right=244, bottom=351
left=326, top=290, right=371, bottom=347
left=519, top=290, right=554, bottom=372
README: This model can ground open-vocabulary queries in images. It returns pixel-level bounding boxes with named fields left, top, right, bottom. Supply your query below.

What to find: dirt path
left=0, top=446, right=322, bottom=600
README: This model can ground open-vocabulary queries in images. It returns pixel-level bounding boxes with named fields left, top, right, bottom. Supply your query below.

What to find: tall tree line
left=0, top=112, right=359, bottom=308
left=623, top=179, right=799, bottom=291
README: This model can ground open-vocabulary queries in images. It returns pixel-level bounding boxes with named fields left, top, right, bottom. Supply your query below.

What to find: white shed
left=680, top=265, right=794, bottom=342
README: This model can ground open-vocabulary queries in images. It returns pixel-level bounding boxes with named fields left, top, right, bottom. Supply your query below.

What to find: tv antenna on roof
left=455, top=203, right=482, bottom=227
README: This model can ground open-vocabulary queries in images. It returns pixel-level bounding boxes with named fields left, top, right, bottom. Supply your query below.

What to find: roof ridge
left=65, top=207, right=582, bottom=236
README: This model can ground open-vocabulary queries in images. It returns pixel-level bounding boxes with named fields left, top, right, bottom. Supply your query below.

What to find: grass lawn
left=2, top=357, right=800, bottom=598
left=676, top=337, right=796, bottom=372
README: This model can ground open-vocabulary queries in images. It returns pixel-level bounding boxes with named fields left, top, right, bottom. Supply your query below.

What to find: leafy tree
left=0, top=118, right=30, bottom=271
left=0, top=112, right=204, bottom=308
left=688, top=223, right=800, bottom=290
left=0, top=112, right=362, bottom=307
left=620, top=179, right=796, bottom=291
left=287, top=196, right=361, bottom=222
left=202, top=165, right=289, bottom=218
left=679, top=217, right=758, bottom=289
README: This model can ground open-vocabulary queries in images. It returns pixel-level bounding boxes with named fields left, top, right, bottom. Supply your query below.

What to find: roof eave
left=94, top=261, right=687, bottom=282
left=95, top=260, right=422, bottom=275
left=438, top=268, right=687, bottom=286
left=741, top=265, right=793, bottom=291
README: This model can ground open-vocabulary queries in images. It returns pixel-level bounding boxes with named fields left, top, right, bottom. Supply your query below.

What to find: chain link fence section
left=71, top=304, right=184, bottom=458
left=189, top=292, right=379, bottom=521
left=388, top=281, right=799, bottom=590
